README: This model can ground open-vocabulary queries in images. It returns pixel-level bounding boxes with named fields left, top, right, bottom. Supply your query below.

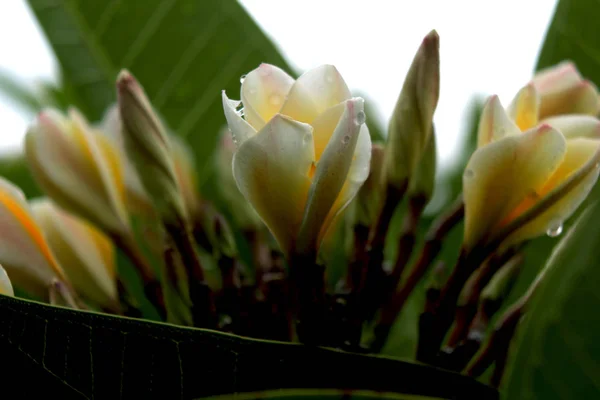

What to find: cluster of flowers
left=0, top=30, right=598, bottom=382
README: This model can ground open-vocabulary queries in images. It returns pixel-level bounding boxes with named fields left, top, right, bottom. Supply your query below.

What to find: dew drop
left=342, top=135, right=351, bottom=144
left=269, top=94, right=282, bottom=106
left=546, top=221, right=563, bottom=237
left=464, top=169, right=474, bottom=178
left=239, top=74, right=246, bottom=83
left=355, top=111, right=366, bottom=125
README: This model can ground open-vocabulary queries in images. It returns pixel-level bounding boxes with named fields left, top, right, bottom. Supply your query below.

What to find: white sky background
left=0, top=0, right=558, bottom=167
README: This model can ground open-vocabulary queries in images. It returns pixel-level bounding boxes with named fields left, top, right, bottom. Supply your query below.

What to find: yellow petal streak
left=463, top=125, right=566, bottom=250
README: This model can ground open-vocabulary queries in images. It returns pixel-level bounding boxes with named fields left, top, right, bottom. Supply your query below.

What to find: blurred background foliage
left=0, top=0, right=597, bottom=398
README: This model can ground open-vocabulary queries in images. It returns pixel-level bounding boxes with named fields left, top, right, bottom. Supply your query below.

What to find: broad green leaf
left=503, top=200, right=600, bottom=399
left=536, top=0, right=600, bottom=83
left=26, top=0, right=294, bottom=179
left=205, top=389, right=445, bottom=399
left=0, top=295, right=498, bottom=399
left=0, top=69, right=45, bottom=113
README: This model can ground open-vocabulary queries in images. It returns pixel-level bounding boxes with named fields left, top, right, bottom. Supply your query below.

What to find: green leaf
left=26, top=0, right=294, bottom=178
left=503, top=200, right=600, bottom=399
left=205, top=389, right=445, bottom=399
left=0, top=295, right=497, bottom=399
left=536, top=0, right=600, bottom=84
left=0, top=69, right=45, bottom=113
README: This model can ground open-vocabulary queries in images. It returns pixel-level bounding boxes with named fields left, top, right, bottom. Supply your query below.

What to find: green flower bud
left=116, top=70, right=187, bottom=226
left=384, top=30, right=440, bottom=192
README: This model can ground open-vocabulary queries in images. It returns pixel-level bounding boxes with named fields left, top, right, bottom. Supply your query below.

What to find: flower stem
left=388, top=194, right=428, bottom=301
left=465, top=298, right=526, bottom=387
left=444, top=248, right=519, bottom=350
left=360, top=182, right=407, bottom=322
left=165, top=221, right=217, bottom=329
left=369, top=195, right=464, bottom=352
left=216, top=256, right=241, bottom=332
left=290, top=251, right=325, bottom=345
left=116, top=278, right=143, bottom=318
left=48, top=279, right=80, bottom=309
left=111, top=232, right=166, bottom=319
left=254, top=254, right=293, bottom=341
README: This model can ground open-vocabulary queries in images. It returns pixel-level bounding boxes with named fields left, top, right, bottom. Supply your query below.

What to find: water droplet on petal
left=303, top=133, right=312, bottom=144
left=269, top=94, right=282, bottom=106
left=355, top=111, right=366, bottom=125
left=342, top=135, right=351, bottom=144
left=249, top=88, right=257, bottom=95
left=546, top=221, right=563, bottom=237
left=464, top=169, right=474, bottom=179
left=240, top=74, right=246, bottom=83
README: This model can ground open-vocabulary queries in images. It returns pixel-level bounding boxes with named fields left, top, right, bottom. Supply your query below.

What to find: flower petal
left=232, top=115, right=314, bottom=254
left=241, top=63, right=295, bottom=130
left=31, top=199, right=118, bottom=309
left=477, top=95, right=521, bottom=148
left=543, top=115, right=600, bottom=140
left=280, top=65, right=351, bottom=124
left=505, top=138, right=600, bottom=245
left=0, top=178, right=66, bottom=298
left=463, top=124, right=567, bottom=250
left=507, top=84, right=540, bottom=131
left=0, top=264, right=13, bottom=296
left=297, top=98, right=367, bottom=253
left=319, top=121, right=372, bottom=246
left=222, top=91, right=257, bottom=147
left=533, top=62, right=600, bottom=118
left=533, top=61, right=581, bottom=93
left=25, top=109, right=130, bottom=235
left=311, top=102, right=346, bottom=162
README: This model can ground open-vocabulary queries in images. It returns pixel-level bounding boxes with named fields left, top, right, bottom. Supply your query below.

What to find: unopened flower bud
left=0, top=264, right=13, bottom=296
left=0, top=177, right=68, bottom=299
left=30, top=198, right=118, bottom=310
left=384, top=29, right=440, bottom=191
left=117, top=69, right=188, bottom=226
left=97, top=104, right=155, bottom=217
left=25, top=108, right=131, bottom=236
left=532, top=61, right=600, bottom=119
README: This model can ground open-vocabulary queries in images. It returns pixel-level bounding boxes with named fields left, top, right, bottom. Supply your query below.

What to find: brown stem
left=347, top=223, right=371, bottom=292
left=48, top=279, right=80, bottom=309
left=116, top=278, right=143, bottom=318
left=444, top=248, right=519, bottom=349
left=166, top=221, right=216, bottom=328
left=216, top=256, right=242, bottom=333
left=111, top=232, right=166, bottom=319
left=289, top=251, right=325, bottom=345
left=327, top=223, right=370, bottom=349
left=360, top=182, right=407, bottom=322
left=416, top=249, right=479, bottom=363
left=254, top=255, right=292, bottom=341
left=436, top=254, right=522, bottom=371
left=389, top=195, right=428, bottom=297
left=465, top=299, right=525, bottom=384
left=369, top=195, right=464, bottom=352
